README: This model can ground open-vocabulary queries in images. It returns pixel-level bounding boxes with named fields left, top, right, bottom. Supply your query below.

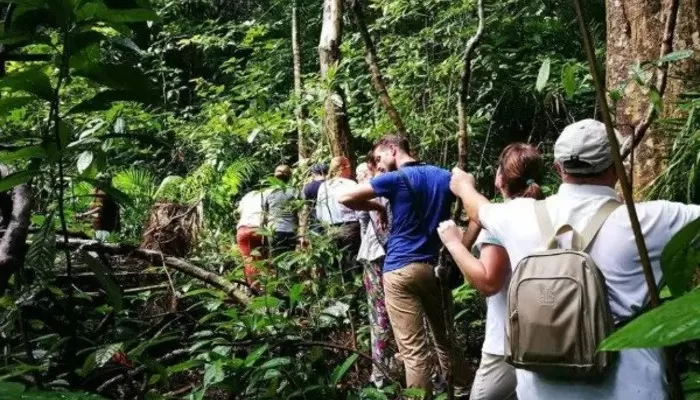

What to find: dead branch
left=56, top=238, right=250, bottom=305
left=0, top=165, right=32, bottom=295
left=619, top=0, right=681, bottom=159
left=350, top=0, right=408, bottom=137
left=456, top=0, right=485, bottom=169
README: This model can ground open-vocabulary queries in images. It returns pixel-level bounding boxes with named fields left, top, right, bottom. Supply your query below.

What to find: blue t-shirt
left=370, top=164, right=454, bottom=273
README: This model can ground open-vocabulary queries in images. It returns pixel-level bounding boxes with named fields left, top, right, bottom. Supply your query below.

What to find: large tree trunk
left=606, top=0, right=700, bottom=195
left=349, top=0, right=407, bottom=138
left=0, top=165, right=32, bottom=295
left=292, top=0, right=308, bottom=160
left=318, top=0, right=352, bottom=160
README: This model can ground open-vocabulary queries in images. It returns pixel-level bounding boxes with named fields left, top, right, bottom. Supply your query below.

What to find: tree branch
left=56, top=239, right=250, bottom=305
left=350, top=0, right=408, bottom=137
left=456, top=0, right=485, bottom=170
left=619, top=0, right=681, bottom=159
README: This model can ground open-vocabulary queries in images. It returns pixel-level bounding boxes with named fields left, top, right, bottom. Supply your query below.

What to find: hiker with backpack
left=339, top=134, right=471, bottom=399
left=448, top=119, right=700, bottom=399
left=437, top=143, right=545, bottom=400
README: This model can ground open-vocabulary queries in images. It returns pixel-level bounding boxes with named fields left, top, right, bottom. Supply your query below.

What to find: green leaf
left=80, top=250, right=123, bottom=311
left=75, top=177, right=133, bottom=207
left=658, top=49, right=695, bottom=64
left=258, top=357, right=291, bottom=370
left=244, top=344, right=269, bottom=367
left=0, top=170, right=35, bottom=192
left=203, top=360, right=224, bottom=387
left=289, top=283, right=303, bottom=310
left=561, top=64, right=576, bottom=99
left=154, top=175, right=183, bottom=199
left=535, top=58, right=551, bottom=93
left=95, top=343, right=124, bottom=367
left=661, top=217, right=700, bottom=297
left=77, top=151, right=94, bottom=174
left=599, top=288, right=700, bottom=351
left=0, top=145, right=46, bottom=163
left=0, top=66, right=54, bottom=101
left=166, top=359, right=204, bottom=374
left=331, top=354, right=358, bottom=385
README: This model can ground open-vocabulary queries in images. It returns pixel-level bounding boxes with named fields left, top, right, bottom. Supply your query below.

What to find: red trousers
left=236, top=226, right=266, bottom=285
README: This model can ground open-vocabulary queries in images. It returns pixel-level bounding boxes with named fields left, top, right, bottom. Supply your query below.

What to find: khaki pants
left=470, top=352, right=517, bottom=400
left=384, top=262, right=470, bottom=398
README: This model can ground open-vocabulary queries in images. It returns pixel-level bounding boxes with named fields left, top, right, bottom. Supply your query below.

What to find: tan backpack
left=505, top=200, right=620, bottom=379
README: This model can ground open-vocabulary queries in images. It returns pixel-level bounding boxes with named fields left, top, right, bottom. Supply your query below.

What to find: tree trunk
left=292, top=0, right=308, bottom=160
left=349, top=0, right=407, bottom=138
left=456, top=0, right=484, bottom=170
left=606, top=0, right=700, bottom=195
left=318, top=0, right=352, bottom=159
left=0, top=165, right=32, bottom=295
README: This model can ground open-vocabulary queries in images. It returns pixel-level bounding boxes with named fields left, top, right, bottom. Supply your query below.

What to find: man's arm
left=450, top=168, right=490, bottom=226
left=338, top=183, right=384, bottom=212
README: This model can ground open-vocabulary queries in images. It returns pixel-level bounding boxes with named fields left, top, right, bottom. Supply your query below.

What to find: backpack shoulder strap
left=579, top=200, right=621, bottom=251
left=535, top=200, right=554, bottom=245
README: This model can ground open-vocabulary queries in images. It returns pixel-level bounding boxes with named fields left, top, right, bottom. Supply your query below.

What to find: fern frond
left=26, top=215, right=56, bottom=280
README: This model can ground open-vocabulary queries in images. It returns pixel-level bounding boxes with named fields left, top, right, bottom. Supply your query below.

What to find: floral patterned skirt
left=363, top=257, right=398, bottom=384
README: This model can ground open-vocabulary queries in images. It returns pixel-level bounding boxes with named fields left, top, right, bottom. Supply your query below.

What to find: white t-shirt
left=479, top=183, right=700, bottom=400
left=236, top=190, right=265, bottom=229
left=472, top=230, right=509, bottom=356
left=316, top=178, right=359, bottom=224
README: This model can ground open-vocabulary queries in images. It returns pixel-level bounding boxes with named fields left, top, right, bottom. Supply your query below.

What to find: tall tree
left=349, top=0, right=407, bottom=138
left=606, top=0, right=700, bottom=193
left=318, top=0, right=352, bottom=160
left=292, top=0, right=308, bottom=160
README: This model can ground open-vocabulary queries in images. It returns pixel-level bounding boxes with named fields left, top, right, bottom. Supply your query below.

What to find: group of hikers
left=235, top=119, right=700, bottom=399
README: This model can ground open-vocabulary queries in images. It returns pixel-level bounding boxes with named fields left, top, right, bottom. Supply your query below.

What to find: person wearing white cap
left=446, top=119, right=700, bottom=399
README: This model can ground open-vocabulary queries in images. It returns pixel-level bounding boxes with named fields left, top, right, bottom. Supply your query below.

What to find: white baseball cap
left=554, top=119, right=617, bottom=174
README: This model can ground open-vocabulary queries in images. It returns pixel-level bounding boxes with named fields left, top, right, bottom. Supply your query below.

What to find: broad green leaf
left=75, top=176, right=133, bottom=207
left=166, top=359, right=204, bottom=374
left=658, top=49, right=695, bottom=64
left=244, top=344, right=269, bottom=367
left=95, top=343, right=124, bottom=367
left=0, top=145, right=46, bottom=163
left=0, top=66, right=53, bottom=101
left=331, top=354, right=358, bottom=385
left=535, top=58, right=551, bottom=93
left=561, top=64, right=576, bottom=99
left=203, top=360, right=224, bottom=387
left=154, top=175, right=183, bottom=199
left=81, top=250, right=123, bottom=311
left=0, top=170, right=35, bottom=192
left=258, top=357, right=291, bottom=370
left=660, top=217, right=700, bottom=297
left=599, top=288, right=700, bottom=350
left=289, top=283, right=303, bottom=310
left=77, top=151, right=94, bottom=174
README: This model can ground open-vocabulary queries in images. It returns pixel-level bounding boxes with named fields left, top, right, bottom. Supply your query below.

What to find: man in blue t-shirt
left=339, top=134, right=469, bottom=398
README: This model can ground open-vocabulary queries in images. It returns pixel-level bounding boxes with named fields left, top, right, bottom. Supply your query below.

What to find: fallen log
left=56, top=238, right=250, bottom=305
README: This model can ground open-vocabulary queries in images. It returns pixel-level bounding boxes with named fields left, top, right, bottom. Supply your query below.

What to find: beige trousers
left=383, top=262, right=470, bottom=398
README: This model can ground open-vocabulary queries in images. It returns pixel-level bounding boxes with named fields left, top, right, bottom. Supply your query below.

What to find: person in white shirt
left=443, top=119, right=700, bottom=400
left=316, top=156, right=362, bottom=279
left=438, top=143, right=546, bottom=400
left=236, top=189, right=266, bottom=286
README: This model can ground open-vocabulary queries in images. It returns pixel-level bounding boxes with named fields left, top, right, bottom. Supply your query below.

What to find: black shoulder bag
left=397, top=167, right=463, bottom=290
